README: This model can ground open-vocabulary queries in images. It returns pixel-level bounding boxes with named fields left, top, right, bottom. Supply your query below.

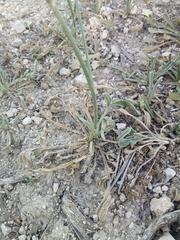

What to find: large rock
left=150, top=196, right=174, bottom=216
left=158, top=232, right=175, bottom=240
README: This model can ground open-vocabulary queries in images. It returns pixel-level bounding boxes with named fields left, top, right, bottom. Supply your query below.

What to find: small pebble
left=11, top=38, right=23, bottom=47
left=100, top=6, right=112, bottom=20
left=18, top=235, right=26, bottom=240
left=116, top=123, right=127, bottom=130
left=153, top=186, right=162, bottom=194
left=113, top=215, right=119, bottom=227
left=6, top=110, right=14, bottom=118
left=1, top=223, right=12, bottom=236
left=162, top=185, right=169, bottom=192
left=93, top=214, right=99, bottom=223
left=4, top=184, right=13, bottom=191
left=22, top=116, right=32, bottom=125
left=41, top=82, right=49, bottom=90
left=83, top=207, right=90, bottom=216
left=164, top=168, right=176, bottom=182
left=19, top=226, right=26, bottom=235
left=59, top=68, right=71, bottom=76
left=74, top=74, right=87, bottom=87
left=129, top=222, right=135, bottom=229
left=125, top=211, right=132, bottom=219
left=53, top=183, right=59, bottom=193
left=32, top=236, right=38, bottom=240
left=119, top=193, right=126, bottom=202
left=31, top=116, right=43, bottom=125
left=89, top=17, right=100, bottom=29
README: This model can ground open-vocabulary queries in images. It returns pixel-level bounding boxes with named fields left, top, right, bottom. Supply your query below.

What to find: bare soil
left=0, top=0, right=180, bottom=240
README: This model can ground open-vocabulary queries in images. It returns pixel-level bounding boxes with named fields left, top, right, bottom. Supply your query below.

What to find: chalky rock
left=59, top=68, right=71, bottom=76
left=31, top=116, right=43, bottom=125
left=1, top=224, right=12, bottom=236
left=100, top=6, right=112, bottom=20
left=150, top=196, right=174, bottom=216
left=10, top=20, right=26, bottom=33
left=22, top=116, right=32, bottom=125
left=89, top=17, right=100, bottom=30
left=74, top=74, right=87, bottom=87
left=158, top=232, right=175, bottom=240
left=164, top=168, right=176, bottom=183
left=11, top=38, right=23, bottom=47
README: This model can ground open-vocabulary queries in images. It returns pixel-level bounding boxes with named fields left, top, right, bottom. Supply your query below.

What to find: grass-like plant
left=46, top=0, right=140, bottom=153
left=109, top=56, right=180, bottom=120
left=0, top=114, right=14, bottom=150
left=147, top=14, right=180, bottom=43
left=0, top=60, right=37, bottom=97
left=125, top=0, right=141, bottom=15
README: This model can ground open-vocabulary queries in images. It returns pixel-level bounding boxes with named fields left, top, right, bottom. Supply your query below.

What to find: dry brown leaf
left=97, top=187, right=112, bottom=221
left=129, top=17, right=143, bottom=33
left=143, top=110, right=151, bottom=129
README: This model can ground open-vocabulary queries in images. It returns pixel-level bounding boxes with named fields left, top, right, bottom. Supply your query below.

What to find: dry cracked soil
left=0, top=0, right=180, bottom=240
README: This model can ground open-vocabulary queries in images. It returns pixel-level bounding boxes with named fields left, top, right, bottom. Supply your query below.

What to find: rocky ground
left=0, top=0, right=180, bottom=240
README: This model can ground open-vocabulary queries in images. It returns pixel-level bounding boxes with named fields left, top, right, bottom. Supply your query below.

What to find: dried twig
left=141, top=210, right=180, bottom=240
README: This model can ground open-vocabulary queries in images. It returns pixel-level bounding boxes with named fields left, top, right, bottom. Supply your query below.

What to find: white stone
left=125, top=211, right=132, bottom=219
left=59, top=68, right=71, bottom=76
left=1, top=224, right=12, bottom=236
left=101, top=30, right=108, bottom=39
left=124, top=27, right=129, bottom=34
left=111, top=45, right=120, bottom=57
left=11, top=38, right=23, bottom=47
left=18, top=235, right=26, bottom=240
left=164, top=168, right=176, bottom=182
left=22, top=116, right=32, bottom=125
left=162, top=185, right=169, bottom=192
left=130, top=5, right=138, bottom=14
left=91, top=61, right=99, bottom=70
left=53, top=183, right=59, bottom=193
left=142, top=9, right=152, bottom=16
left=129, top=222, right=135, bottom=229
left=100, top=6, right=112, bottom=20
left=89, top=17, right=100, bottom=30
left=116, top=123, right=127, bottom=130
left=31, top=116, right=43, bottom=125
left=158, top=232, right=175, bottom=240
left=153, top=186, right=162, bottom=194
left=119, top=193, right=126, bottom=202
left=32, top=236, right=38, bottom=240
left=150, top=197, right=174, bottom=216
left=12, top=108, right=18, bottom=115
left=6, top=110, right=14, bottom=118
left=22, top=59, right=29, bottom=65
left=74, top=74, right=87, bottom=87
left=93, top=214, right=99, bottom=223
left=113, top=215, right=119, bottom=227
left=162, top=52, right=175, bottom=61
left=19, top=226, right=26, bottom=235
left=10, top=20, right=26, bottom=34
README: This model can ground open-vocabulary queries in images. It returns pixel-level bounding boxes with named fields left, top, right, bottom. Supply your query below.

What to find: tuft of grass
left=0, top=60, right=37, bottom=97
left=125, top=0, right=141, bottom=15
left=46, top=0, right=141, bottom=153
left=109, top=56, right=180, bottom=120
left=94, top=0, right=103, bottom=14
left=147, top=14, right=180, bottom=43
left=0, top=114, right=14, bottom=150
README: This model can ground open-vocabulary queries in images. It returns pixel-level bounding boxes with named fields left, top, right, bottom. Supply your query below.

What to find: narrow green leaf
left=163, top=14, right=175, bottom=29
left=79, top=117, right=97, bottom=133
left=112, top=99, right=141, bottom=115
left=169, top=92, right=180, bottom=100
left=104, top=93, right=112, bottom=107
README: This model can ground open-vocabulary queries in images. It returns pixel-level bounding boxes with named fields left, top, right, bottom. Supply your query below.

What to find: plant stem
left=46, top=0, right=98, bottom=130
